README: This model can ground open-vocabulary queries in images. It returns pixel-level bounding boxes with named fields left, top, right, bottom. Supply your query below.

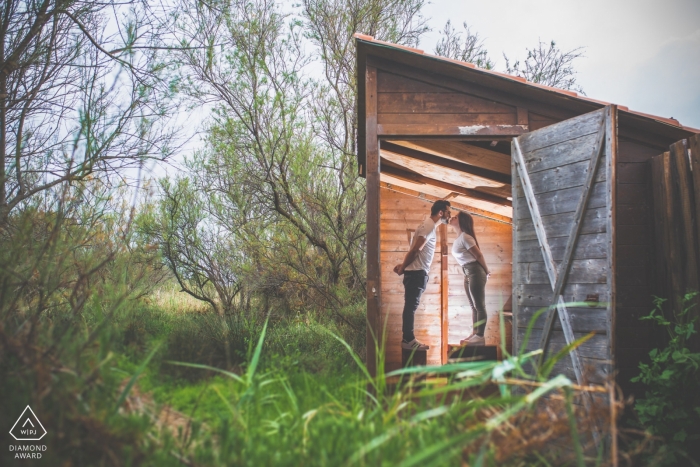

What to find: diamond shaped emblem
left=9, top=406, right=47, bottom=441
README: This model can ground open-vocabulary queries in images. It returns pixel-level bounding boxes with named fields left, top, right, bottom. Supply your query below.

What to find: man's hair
left=431, top=200, right=451, bottom=216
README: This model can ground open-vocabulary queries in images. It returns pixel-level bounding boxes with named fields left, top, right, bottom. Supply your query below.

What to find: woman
left=450, top=211, right=490, bottom=346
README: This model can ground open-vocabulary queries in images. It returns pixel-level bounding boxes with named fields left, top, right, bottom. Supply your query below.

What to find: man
left=393, top=200, right=451, bottom=351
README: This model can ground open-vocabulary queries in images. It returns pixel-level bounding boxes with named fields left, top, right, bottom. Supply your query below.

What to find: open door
left=512, top=106, right=616, bottom=385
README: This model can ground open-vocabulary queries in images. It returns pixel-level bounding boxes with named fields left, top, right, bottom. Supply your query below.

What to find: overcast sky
left=418, top=0, right=700, bottom=129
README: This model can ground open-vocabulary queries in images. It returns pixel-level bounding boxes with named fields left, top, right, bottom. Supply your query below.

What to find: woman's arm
left=468, top=245, right=489, bottom=276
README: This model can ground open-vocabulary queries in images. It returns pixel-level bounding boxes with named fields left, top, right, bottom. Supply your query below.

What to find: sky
left=418, top=0, right=700, bottom=129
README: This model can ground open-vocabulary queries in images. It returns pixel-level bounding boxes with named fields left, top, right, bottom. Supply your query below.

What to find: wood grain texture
left=392, top=140, right=511, bottom=175
left=366, top=66, right=380, bottom=377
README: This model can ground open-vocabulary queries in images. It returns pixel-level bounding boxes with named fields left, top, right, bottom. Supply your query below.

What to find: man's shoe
left=401, top=339, right=430, bottom=351
left=464, top=334, right=485, bottom=346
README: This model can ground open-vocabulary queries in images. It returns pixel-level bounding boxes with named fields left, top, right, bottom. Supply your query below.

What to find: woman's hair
left=457, top=211, right=479, bottom=247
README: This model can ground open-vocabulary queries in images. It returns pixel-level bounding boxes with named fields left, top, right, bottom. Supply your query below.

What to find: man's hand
left=393, top=264, right=405, bottom=276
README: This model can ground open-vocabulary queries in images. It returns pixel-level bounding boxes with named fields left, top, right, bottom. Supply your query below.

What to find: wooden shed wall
left=380, top=186, right=512, bottom=371
left=614, top=139, right=663, bottom=394
left=376, top=70, right=518, bottom=135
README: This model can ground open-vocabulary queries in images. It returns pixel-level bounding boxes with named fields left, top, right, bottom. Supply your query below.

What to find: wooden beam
left=440, top=223, right=449, bottom=364
left=379, top=181, right=513, bottom=223
left=378, top=123, right=528, bottom=137
left=366, top=66, right=380, bottom=378
left=381, top=141, right=511, bottom=184
left=380, top=162, right=512, bottom=207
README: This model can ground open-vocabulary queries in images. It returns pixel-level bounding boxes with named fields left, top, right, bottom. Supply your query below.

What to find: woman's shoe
left=464, top=334, right=485, bottom=346
left=459, top=332, right=476, bottom=346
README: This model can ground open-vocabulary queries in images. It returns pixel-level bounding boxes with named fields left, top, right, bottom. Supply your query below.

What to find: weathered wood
left=366, top=66, right=380, bottom=378
left=377, top=71, right=452, bottom=93
left=377, top=112, right=515, bottom=126
left=379, top=181, right=513, bottom=222
left=604, top=106, right=617, bottom=375
left=380, top=163, right=511, bottom=206
left=393, top=140, right=511, bottom=174
left=515, top=328, right=609, bottom=359
left=377, top=123, right=528, bottom=137
left=517, top=234, right=608, bottom=262
left=539, top=112, right=607, bottom=361
left=380, top=173, right=514, bottom=217
left=520, top=132, right=601, bottom=174
left=440, top=223, right=449, bottom=364
left=516, top=259, right=608, bottom=285
left=671, top=140, right=699, bottom=293
left=515, top=182, right=607, bottom=219
left=381, top=141, right=511, bottom=184
left=516, top=282, right=609, bottom=307
left=523, top=158, right=607, bottom=196
left=377, top=92, right=515, bottom=114
left=516, top=306, right=608, bottom=332
left=516, top=207, right=607, bottom=242
left=513, top=136, right=586, bottom=385
left=380, top=151, right=509, bottom=192
left=518, top=110, right=601, bottom=153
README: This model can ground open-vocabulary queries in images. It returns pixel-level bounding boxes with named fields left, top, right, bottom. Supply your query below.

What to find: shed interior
left=378, top=137, right=514, bottom=371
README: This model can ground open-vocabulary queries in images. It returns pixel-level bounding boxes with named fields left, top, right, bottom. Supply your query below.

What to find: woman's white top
left=452, top=232, right=478, bottom=267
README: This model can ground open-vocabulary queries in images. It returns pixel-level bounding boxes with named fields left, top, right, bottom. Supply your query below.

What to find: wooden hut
left=355, top=34, right=700, bottom=395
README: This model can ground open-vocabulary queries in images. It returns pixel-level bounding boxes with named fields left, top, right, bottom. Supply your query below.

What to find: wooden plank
left=524, top=158, right=606, bottom=196
left=380, top=173, right=514, bottom=217
left=381, top=151, right=506, bottom=190
left=517, top=234, right=607, bottom=262
left=513, top=136, right=586, bottom=385
left=512, top=151, right=520, bottom=354
left=380, top=163, right=511, bottom=206
left=516, top=328, right=609, bottom=359
left=392, top=140, right=511, bottom=175
left=377, top=123, right=528, bottom=137
left=377, top=92, right=515, bottom=114
left=516, top=282, right=609, bottom=308
left=515, top=182, right=607, bottom=219
left=539, top=112, right=607, bottom=361
left=518, top=110, right=601, bottom=153
left=365, top=66, right=380, bottom=378
left=516, top=259, right=608, bottom=285
left=440, top=223, right=449, bottom=364
left=516, top=207, right=607, bottom=242
left=377, top=71, right=452, bottom=93
left=604, top=106, right=617, bottom=375
left=377, top=113, right=515, bottom=126
left=516, top=306, right=608, bottom=332
left=379, top=181, right=513, bottom=222
left=671, top=140, right=699, bottom=293
left=381, top=141, right=511, bottom=184
left=650, top=153, right=671, bottom=303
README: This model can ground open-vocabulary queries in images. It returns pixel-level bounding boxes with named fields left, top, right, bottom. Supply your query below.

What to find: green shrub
left=631, top=292, right=700, bottom=465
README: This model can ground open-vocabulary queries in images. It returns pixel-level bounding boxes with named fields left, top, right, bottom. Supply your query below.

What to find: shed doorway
left=375, top=107, right=616, bottom=391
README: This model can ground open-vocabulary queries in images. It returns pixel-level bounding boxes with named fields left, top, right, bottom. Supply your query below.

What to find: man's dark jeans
left=402, top=270, right=428, bottom=342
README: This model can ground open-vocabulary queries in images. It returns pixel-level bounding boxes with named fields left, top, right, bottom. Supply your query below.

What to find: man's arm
left=394, top=236, right=427, bottom=275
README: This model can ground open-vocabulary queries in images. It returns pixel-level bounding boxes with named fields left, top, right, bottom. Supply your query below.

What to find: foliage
left=504, top=40, right=585, bottom=94
left=434, top=20, right=494, bottom=69
left=631, top=293, right=700, bottom=465
left=0, top=0, right=177, bottom=224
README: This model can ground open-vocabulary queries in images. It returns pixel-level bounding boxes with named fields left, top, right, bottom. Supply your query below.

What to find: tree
left=504, top=40, right=585, bottom=94
left=146, top=0, right=431, bottom=317
left=434, top=20, right=493, bottom=69
left=0, top=0, right=176, bottom=224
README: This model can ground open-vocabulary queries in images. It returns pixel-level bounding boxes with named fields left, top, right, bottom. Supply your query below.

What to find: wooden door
left=512, top=106, right=616, bottom=385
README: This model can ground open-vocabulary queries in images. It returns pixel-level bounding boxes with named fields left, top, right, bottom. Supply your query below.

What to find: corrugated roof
left=354, top=33, right=699, bottom=132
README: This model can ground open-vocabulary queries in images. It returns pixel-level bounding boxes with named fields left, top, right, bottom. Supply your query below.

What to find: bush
left=631, top=292, right=700, bottom=465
